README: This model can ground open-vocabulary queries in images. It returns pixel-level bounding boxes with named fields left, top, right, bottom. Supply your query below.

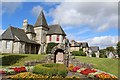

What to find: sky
left=0, top=1, right=119, bottom=49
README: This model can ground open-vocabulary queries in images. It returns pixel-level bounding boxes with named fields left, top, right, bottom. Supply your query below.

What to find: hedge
left=33, top=63, right=68, bottom=77
left=72, top=50, right=86, bottom=56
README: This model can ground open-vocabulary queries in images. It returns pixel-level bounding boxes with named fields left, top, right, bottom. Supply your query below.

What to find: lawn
left=0, top=53, right=47, bottom=67
left=76, top=56, right=119, bottom=77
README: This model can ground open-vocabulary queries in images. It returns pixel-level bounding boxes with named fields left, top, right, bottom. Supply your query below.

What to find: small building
left=89, top=46, right=100, bottom=58
left=70, top=40, right=89, bottom=56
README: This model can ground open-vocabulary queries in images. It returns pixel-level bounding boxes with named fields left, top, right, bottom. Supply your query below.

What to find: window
left=6, top=41, right=10, bottom=49
left=49, top=35, right=52, bottom=41
left=56, top=35, right=59, bottom=41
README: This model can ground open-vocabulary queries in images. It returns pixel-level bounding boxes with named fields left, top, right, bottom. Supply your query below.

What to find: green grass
left=0, top=53, right=46, bottom=67
left=76, top=56, right=119, bottom=77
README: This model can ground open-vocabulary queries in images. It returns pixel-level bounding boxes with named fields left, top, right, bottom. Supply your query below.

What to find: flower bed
left=7, top=72, right=80, bottom=80
left=0, top=66, right=34, bottom=75
left=67, top=64, right=118, bottom=80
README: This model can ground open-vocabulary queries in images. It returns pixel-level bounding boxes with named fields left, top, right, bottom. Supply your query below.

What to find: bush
left=33, top=63, right=68, bottom=77
left=72, top=50, right=86, bottom=56
left=46, top=42, right=58, bottom=54
left=99, top=54, right=107, bottom=58
left=72, top=51, right=81, bottom=56
left=80, top=51, right=86, bottom=56
left=92, top=53, right=96, bottom=57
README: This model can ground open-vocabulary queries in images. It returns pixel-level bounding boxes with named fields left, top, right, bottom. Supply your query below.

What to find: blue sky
left=1, top=2, right=118, bottom=49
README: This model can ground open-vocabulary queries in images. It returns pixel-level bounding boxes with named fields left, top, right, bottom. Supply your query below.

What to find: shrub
left=72, top=50, right=86, bottom=56
left=79, top=49, right=86, bottom=56
left=72, top=51, right=80, bottom=56
left=92, top=53, right=96, bottom=57
left=33, top=63, right=68, bottom=77
left=80, top=51, right=86, bottom=56
left=99, top=54, right=107, bottom=58
left=46, top=42, right=58, bottom=54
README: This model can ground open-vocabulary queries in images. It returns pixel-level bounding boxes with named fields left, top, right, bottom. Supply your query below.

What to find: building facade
left=0, top=11, right=66, bottom=54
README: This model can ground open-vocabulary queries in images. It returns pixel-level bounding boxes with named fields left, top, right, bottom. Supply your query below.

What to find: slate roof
left=70, top=42, right=88, bottom=47
left=0, top=26, right=39, bottom=45
left=81, top=42, right=88, bottom=48
left=47, top=24, right=66, bottom=36
left=34, top=10, right=49, bottom=29
left=26, top=24, right=35, bottom=34
left=89, top=46, right=99, bottom=52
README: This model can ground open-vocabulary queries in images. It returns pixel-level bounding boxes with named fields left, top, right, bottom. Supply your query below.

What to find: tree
left=117, top=41, right=120, bottom=57
left=46, top=42, right=58, bottom=54
left=99, top=49, right=107, bottom=58
left=99, top=49, right=106, bottom=54
left=106, top=46, right=114, bottom=52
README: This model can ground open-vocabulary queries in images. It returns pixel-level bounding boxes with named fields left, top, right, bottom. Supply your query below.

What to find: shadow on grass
left=0, top=55, right=27, bottom=66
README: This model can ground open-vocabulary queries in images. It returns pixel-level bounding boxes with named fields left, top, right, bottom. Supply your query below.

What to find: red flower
left=20, top=67, right=26, bottom=72
left=0, top=70, right=5, bottom=74
left=72, top=66, right=80, bottom=72
left=80, top=68, right=97, bottom=75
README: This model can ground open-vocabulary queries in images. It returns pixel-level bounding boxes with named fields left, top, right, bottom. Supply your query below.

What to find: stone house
left=0, top=10, right=67, bottom=54
left=70, top=40, right=89, bottom=55
left=88, top=46, right=100, bottom=58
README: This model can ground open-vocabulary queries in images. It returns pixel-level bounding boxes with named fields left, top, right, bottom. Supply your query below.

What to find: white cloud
left=66, top=33, right=80, bottom=41
left=83, top=36, right=118, bottom=49
left=2, top=2, right=22, bottom=15
left=32, top=5, right=43, bottom=17
left=49, top=2, right=118, bottom=32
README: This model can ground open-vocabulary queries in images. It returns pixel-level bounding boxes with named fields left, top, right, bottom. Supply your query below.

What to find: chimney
left=23, top=19, right=28, bottom=32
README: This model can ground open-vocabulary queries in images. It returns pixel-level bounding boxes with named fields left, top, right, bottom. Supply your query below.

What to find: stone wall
left=1, top=40, right=13, bottom=53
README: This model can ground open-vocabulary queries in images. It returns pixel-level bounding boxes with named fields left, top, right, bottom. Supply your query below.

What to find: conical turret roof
left=34, top=10, right=49, bottom=29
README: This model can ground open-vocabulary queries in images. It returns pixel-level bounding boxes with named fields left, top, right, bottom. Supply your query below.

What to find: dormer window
left=49, top=35, right=52, bottom=41
left=57, top=35, right=59, bottom=41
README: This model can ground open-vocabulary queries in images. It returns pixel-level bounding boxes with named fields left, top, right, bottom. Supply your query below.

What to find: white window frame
left=6, top=41, right=10, bottom=49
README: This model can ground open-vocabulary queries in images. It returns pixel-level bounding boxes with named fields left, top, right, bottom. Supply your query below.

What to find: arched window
left=56, top=35, right=59, bottom=41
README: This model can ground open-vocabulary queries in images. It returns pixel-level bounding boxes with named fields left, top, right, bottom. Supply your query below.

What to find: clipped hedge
left=33, top=63, right=68, bottom=77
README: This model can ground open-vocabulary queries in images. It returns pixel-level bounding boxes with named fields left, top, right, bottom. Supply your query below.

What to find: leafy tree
left=99, top=49, right=107, bottom=58
left=46, top=42, right=58, bottom=54
left=106, top=46, right=114, bottom=52
left=99, top=49, right=106, bottom=54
